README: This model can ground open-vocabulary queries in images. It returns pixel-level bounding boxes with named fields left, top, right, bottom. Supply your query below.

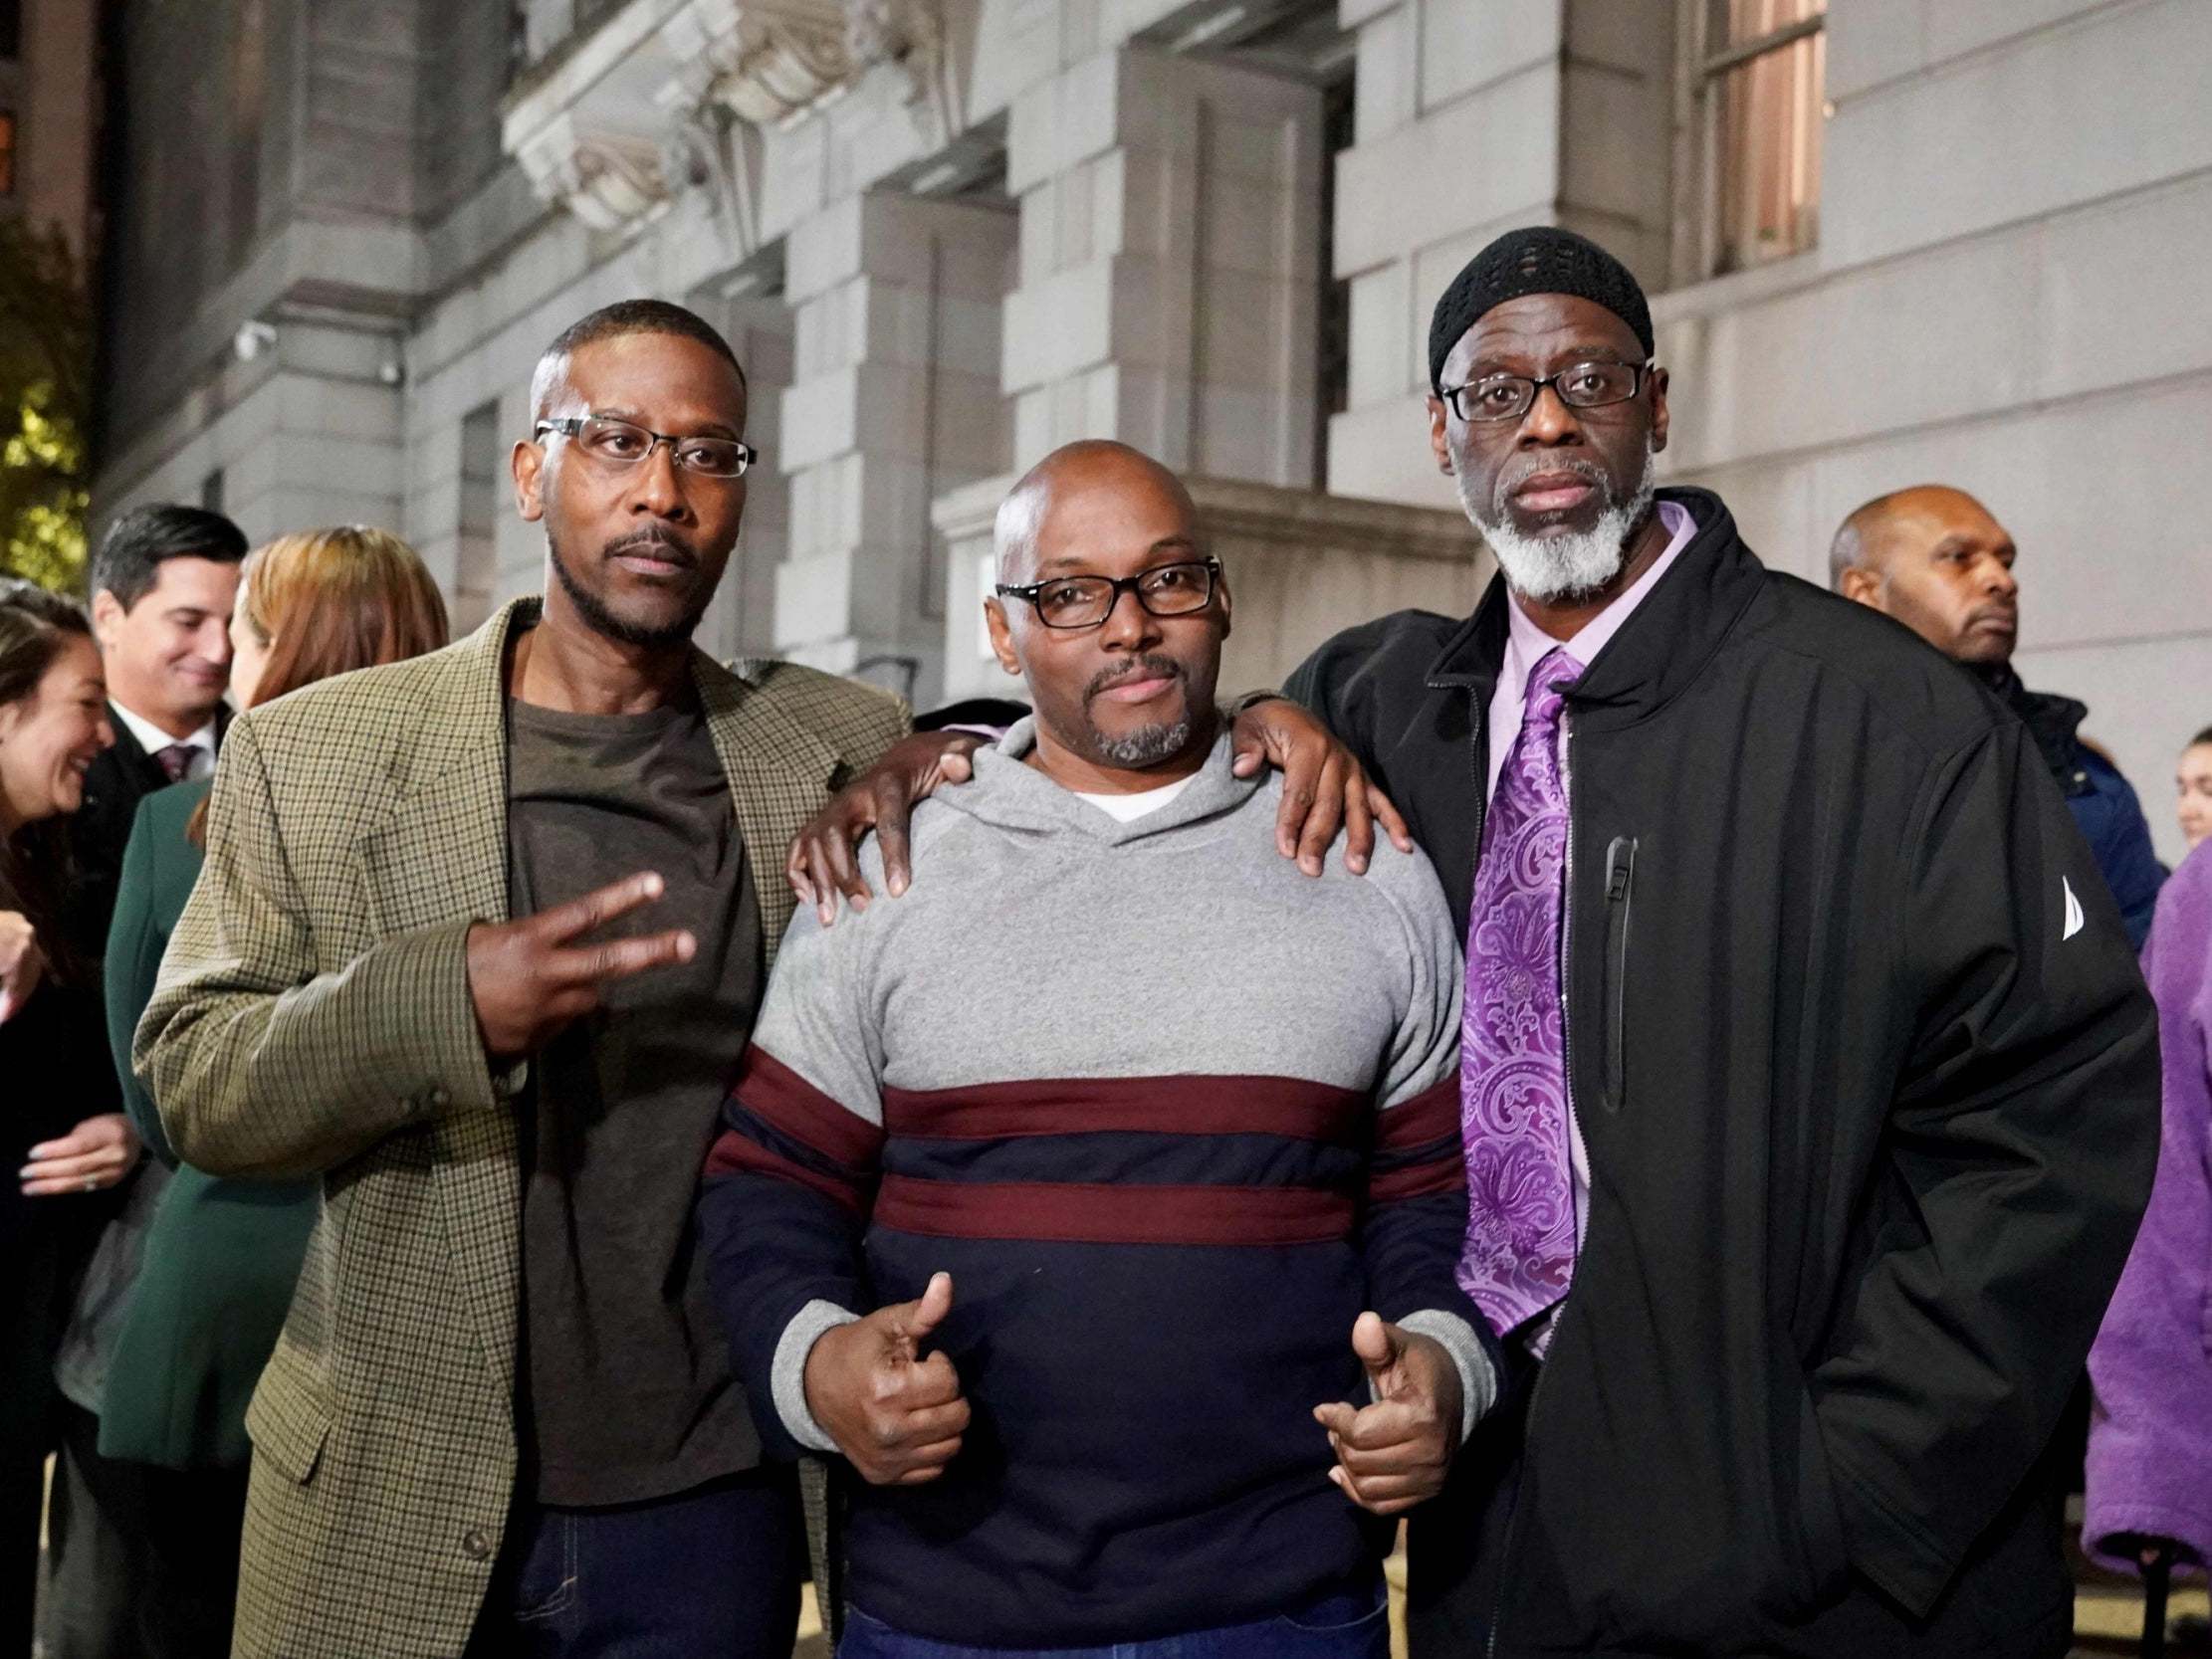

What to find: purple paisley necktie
left=1457, top=644, right=1585, bottom=1337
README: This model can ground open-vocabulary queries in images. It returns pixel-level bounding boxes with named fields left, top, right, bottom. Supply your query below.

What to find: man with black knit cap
left=1279, top=226, right=2159, bottom=1658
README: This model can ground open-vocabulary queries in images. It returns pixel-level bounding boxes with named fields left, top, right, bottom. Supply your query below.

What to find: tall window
left=0, top=0, right=20, bottom=61
left=1690, top=0, right=1826, bottom=277
left=0, top=112, right=14, bottom=196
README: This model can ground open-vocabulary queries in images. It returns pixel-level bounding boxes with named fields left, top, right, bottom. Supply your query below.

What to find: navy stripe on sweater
left=881, top=1128, right=1364, bottom=1190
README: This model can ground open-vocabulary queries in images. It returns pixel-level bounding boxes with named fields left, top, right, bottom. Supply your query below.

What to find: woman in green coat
left=100, top=525, right=448, bottom=1647
left=101, top=774, right=320, bottom=1470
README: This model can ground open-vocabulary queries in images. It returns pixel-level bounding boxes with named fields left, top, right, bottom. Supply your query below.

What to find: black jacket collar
left=1424, top=488, right=1765, bottom=730
left=1975, top=665, right=2086, bottom=784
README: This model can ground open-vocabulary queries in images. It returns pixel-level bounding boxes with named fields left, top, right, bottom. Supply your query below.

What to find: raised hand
left=1313, top=1311, right=1462, bottom=1517
left=465, top=872, right=696, bottom=1061
left=803, top=1271, right=971, bottom=1486
left=0, top=908, right=42, bottom=1024
left=786, top=732, right=987, bottom=925
left=1228, top=699, right=1412, bottom=877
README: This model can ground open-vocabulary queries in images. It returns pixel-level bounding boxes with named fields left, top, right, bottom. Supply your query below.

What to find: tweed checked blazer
left=137, top=597, right=907, bottom=1659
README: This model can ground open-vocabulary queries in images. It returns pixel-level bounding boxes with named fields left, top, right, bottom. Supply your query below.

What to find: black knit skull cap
left=1428, top=226, right=1655, bottom=395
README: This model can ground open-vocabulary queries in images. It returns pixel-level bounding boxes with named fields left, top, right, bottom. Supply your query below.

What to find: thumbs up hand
left=803, top=1272, right=971, bottom=1486
left=1311, top=1311, right=1462, bottom=1516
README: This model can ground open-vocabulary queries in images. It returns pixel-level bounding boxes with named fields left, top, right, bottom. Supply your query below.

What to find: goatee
left=549, top=528, right=710, bottom=649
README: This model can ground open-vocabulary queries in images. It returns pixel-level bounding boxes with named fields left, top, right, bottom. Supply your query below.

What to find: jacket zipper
left=1602, top=836, right=1637, bottom=1115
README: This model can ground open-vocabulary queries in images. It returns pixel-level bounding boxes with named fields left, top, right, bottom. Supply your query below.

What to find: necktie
left=1457, top=645, right=1585, bottom=1337
left=153, top=743, right=196, bottom=783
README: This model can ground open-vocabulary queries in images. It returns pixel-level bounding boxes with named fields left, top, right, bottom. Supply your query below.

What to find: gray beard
left=1457, top=441, right=1658, bottom=605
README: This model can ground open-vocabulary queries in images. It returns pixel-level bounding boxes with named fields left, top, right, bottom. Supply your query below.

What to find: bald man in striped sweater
left=699, top=443, right=1496, bottom=1658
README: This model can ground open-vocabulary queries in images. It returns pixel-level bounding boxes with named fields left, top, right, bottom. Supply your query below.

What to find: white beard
left=1457, top=440, right=1659, bottom=605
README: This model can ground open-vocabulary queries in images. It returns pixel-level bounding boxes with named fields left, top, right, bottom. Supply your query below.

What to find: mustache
left=1491, top=454, right=1612, bottom=518
left=1085, top=654, right=1187, bottom=702
left=602, top=526, right=700, bottom=567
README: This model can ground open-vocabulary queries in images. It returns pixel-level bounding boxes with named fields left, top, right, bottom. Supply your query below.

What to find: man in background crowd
left=78, top=506, right=246, bottom=934
left=1833, top=485, right=2165, bottom=946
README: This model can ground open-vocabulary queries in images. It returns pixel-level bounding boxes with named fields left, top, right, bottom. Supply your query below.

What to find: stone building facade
left=89, top=0, right=2212, bottom=860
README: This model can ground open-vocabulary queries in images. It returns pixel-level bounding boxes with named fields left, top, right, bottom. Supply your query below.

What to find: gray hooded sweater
left=699, top=720, right=1494, bottom=1646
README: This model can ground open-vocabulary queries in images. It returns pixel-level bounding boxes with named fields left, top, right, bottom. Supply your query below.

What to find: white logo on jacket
left=2062, top=877, right=2086, bottom=941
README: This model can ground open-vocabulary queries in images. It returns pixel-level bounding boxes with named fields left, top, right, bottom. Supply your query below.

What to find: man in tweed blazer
left=138, top=302, right=905, bottom=1658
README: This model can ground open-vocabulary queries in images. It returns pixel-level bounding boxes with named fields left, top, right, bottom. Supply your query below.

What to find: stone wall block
left=1418, top=0, right=1564, bottom=113
left=1353, top=7, right=1420, bottom=146
left=1333, top=60, right=1560, bottom=279
left=1823, top=0, right=2212, bottom=270
left=778, top=366, right=865, bottom=473
left=1327, top=394, right=1458, bottom=511
left=1562, top=0, right=1675, bottom=75
left=1005, top=49, right=1121, bottom=194
left=774, top=551, right=858, bottom=649
left=1922, top=0, right=2112, bottom=69
left=2036, top=171, right=2212, bottom=403
left=786, top=194, right=868, bottom=306
left=1348, top=261, right=1415, bottom=407
left=1823, top=0, right=1925, bottom=102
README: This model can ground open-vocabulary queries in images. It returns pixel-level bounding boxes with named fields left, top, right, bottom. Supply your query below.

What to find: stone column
left=999, top=44, right=1326, bottom=485
left=772, top=188, right=1017, bottom=704
left=698, top=293, right=795, bottom=665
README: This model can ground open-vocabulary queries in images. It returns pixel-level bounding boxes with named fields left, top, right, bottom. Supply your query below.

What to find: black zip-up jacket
left=1285, top=489, right=2158, bottom=1657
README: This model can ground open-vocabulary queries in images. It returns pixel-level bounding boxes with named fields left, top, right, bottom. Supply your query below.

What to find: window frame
left=1669, top=0, right=1829, bottom=288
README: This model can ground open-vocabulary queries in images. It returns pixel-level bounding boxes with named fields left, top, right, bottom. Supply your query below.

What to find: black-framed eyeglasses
left=1438, top=361, right=1652, bottom=423
left=535, top=415, right=760, bottom=478
left=995, top=558, right=1221, bottom=631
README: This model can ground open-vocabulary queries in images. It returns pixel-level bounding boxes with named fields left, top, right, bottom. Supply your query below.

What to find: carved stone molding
left=516, top=114, right=675, bottom=232
left=506, top=0, right=947, bottom=235
left=845, top=0, right=942, bottom=105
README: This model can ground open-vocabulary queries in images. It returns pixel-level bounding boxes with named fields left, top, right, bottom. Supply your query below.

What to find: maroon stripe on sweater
left=879, top=1075, right=1366, bottom=1144
left=704, top=1130, right=867, bottom=1215
left=1376, top=1077, right=1458, bottom=1150
left=1367, top=1157, right=1467, bottom=1203
left=728, top=1046, right=884, bottom=1165
left=872, top=1175, right=1353, bottom=1245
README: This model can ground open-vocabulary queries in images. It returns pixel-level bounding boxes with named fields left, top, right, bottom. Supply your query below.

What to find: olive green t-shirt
left=505, top=692, right=764, bottom=1506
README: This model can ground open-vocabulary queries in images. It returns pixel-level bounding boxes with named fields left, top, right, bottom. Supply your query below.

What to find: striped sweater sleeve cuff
left=773, top=1299, right=862, bottom=1454
left=1397, top=1309, right=1496, bottom=1443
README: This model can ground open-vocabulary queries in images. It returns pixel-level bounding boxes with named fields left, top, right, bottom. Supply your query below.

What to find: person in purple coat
left=2086, top=836, right=2212, bottom=1577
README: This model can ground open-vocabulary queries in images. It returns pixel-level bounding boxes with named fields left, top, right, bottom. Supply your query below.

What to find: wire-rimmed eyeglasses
left=535, top=415, right=760, bottom=478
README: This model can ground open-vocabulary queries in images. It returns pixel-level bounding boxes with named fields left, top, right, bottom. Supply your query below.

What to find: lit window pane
left=0, top=112, right=15, bottom=198
left=1714, top=28, right=1825, bottom=273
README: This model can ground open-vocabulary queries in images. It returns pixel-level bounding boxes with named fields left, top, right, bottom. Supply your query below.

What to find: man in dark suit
left=73, top=506, right=248, bottom=944
left=44, top=504, right=244, bottom=1659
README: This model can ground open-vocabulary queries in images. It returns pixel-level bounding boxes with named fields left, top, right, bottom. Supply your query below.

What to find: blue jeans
left=472, top=1467, right=802, bottom=1658
left=836, top=1581, right=1390, bottom=1659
